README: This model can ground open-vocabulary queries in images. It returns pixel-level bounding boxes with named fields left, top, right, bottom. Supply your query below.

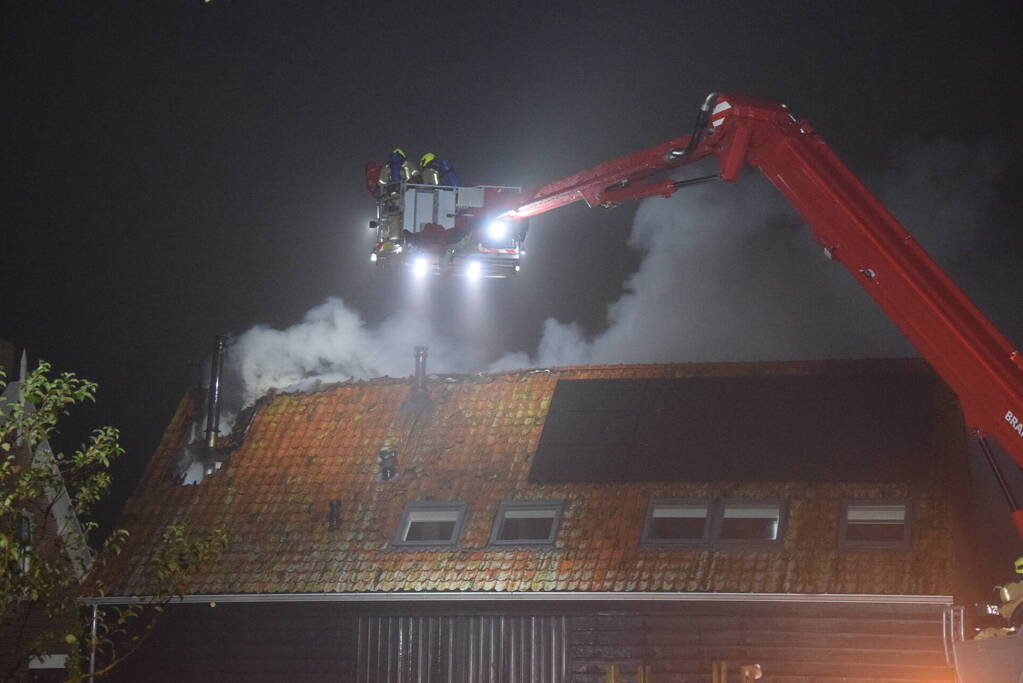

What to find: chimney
left=401, top=346, right=430, bottom=414
left=205, top=335, right=227, bottom=449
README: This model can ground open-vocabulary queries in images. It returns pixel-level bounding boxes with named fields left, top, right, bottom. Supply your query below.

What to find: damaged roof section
left=94, top=358, right=972, bottom=599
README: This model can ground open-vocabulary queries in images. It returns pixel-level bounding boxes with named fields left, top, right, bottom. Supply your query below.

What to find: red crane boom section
left=507, top=93, right=1023, bottom=535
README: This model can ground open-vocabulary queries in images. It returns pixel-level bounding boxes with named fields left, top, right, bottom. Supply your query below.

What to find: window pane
left=405, top=520, right=456, bottom=542
left=497, top=516, right=554, bottom=541
left=845, top=503, right=907, bottom=544
left=719, top=503, right=780, bottom=541
left=401, top=507, right=462, bottom=543
left=493, top=502, right=561, bottom=543
left=646, top=503, right=708, bottom=541
left=845, top=522, right=905, bottom=543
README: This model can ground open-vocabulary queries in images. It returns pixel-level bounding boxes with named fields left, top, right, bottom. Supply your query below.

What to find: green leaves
left=1, top=360, right=226, bottom=681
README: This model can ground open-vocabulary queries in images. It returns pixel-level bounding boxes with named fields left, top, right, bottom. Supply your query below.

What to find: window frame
left=640, top=498, right=712, bottom=546
left=713, top=498, right=787, bottom=548
left=640, top=498, right=786, bottom=549
left=393, top=501, right=467, bottom=547
left=489, top=499, right=564, bottom=546
left=839, top=500, right=912, bottom=551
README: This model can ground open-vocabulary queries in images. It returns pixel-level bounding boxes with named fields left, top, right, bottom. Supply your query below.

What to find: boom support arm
left=508, top=93, right=1023, bottom=535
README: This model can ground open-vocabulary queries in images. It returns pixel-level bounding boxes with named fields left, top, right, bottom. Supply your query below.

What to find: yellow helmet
left=392, top=148, right=406, bottom=159
left=1015, top=556, right=1023, bottom=575
left=419, top=152, right=436, bottom=167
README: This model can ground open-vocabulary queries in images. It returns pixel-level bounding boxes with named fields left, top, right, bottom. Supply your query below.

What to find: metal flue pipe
left=413, top=346, right=428, bottom=393
left=400, top=346, right=431, bottom=415
left=205, top=336, right=227, bottom=448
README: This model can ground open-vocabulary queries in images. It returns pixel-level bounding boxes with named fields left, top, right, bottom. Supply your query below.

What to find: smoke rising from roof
left=494, top=139, right=1015, bottom=369
left=219, top=139, right=1015, bottom=421
left=220, top=299, right=475, bottom=419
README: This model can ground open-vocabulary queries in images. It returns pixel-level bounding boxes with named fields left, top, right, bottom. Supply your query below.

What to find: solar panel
left=530, top=372, right=939, bottom=482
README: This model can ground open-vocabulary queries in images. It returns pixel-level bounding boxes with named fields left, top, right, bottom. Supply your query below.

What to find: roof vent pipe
left=205, top=335, right=227, bottom=449
left=413, top=346, right=428, bottom=392
left=401, top=346, right=431, bottom=414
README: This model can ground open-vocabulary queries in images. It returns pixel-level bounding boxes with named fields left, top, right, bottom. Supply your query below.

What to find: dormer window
left=394, top=502, right=466, bottom=546
left=490, top=500, right=563, bottom=545
left=841, top=501, right=911, bottom=549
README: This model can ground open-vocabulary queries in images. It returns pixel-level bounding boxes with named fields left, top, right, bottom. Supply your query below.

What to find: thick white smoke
left=221, top=139, right=1013, bottom=419
left=494, top=139, right=1013, bottom=369
left=224, top=298, right=473, bottom=412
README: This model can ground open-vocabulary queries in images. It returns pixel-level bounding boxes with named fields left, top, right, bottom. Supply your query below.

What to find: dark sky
left=4, top=1, right=1023, bottom=525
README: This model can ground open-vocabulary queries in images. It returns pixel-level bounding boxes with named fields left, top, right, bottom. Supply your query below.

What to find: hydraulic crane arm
left=506, top=92, right=1023, bottom=535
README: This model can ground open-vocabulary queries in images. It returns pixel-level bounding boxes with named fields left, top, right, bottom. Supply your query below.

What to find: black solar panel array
left=530, top=372, right=940, bottom=482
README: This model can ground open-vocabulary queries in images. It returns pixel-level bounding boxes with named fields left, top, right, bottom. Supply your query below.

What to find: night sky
left=4, top=1, right=1023, bottom=529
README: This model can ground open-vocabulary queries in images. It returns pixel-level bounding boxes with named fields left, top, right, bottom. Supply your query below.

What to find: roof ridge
left=246, top=356, right=932, bottom=401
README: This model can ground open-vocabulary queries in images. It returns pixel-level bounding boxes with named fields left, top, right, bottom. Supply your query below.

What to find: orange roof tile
left=94, top=359, right=963, bottom=597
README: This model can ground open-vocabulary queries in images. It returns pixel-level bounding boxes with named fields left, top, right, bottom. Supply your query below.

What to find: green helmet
left=420, top=152, right=436, bottom=168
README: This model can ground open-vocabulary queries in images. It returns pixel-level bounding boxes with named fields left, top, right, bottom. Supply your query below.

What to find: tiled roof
left=94, top=359, right=966, bottom=598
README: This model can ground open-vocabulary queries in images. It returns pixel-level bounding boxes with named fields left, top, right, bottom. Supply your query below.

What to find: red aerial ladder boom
left=503, top=92, right=1023, bottom=537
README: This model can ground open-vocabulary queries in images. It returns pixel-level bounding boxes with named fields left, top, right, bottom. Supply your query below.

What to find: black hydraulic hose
left=977, top=436, right=1022, bottom=511
left=665, top=92, right=718, bottom=162
left=682, top=92, right=718, bottom=158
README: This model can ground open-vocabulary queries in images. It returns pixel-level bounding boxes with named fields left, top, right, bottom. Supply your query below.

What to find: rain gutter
left=82, top=591, right=952, bottom=606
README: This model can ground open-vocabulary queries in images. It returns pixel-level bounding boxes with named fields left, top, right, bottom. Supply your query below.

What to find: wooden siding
left=106, top=601, right=953, bottom=683
left=356, top=614, right=567, bottom=682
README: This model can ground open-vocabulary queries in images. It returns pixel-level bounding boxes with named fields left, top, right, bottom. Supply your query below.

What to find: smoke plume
left=220, top=139, right=1015, bottom=420
left=220, top=299, right=475, bottom=418
left=494, top=139, right=1015, bottom=369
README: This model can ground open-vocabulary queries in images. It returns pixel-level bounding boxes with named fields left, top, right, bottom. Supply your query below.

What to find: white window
left=395, top=503, right=466, bottom=546
left=490, top=500, right=563, bottom=545
left=841, top=501, right=910, bottom=548
left=718, top=501, right=783, bottom=542
left=642, top=500, right=710, bottom=543
left=641, top=499, right=785, bottom=547
left=403, top=509, right=460, bottom=543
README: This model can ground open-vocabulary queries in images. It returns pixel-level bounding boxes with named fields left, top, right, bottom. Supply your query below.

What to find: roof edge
left=83, top=591, right=953, bottom=606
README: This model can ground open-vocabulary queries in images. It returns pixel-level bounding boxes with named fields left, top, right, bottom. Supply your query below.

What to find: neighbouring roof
left=1, top=359, right=93, bottom=577
left=94, top=358, right=970, bottom=599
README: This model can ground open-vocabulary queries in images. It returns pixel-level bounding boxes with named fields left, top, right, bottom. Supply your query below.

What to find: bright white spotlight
left=412, top=257, right=429, bottom=278
left=487, top=220, right=508, bottom=240
left=370, top=253, right=377, bottom=263
left=466, top=261, right=482, bottom=280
